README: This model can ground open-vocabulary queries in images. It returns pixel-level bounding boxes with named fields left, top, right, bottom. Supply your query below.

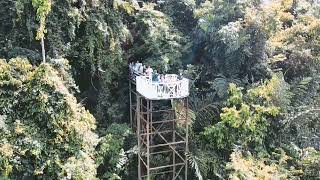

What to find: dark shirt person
left=177, top=73, right=183, bottom=80
left=152, top=71, right=159, bottom=82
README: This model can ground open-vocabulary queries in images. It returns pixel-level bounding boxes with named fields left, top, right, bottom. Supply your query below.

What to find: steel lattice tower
left=129, top=67, right=189, bottom=180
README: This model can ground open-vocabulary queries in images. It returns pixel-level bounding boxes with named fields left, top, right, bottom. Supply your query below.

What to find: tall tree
left=31, top=0, right=51, bottom=62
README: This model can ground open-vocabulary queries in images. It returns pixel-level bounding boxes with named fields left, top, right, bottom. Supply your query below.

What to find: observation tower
left=129, top=63, right=189, bottom=180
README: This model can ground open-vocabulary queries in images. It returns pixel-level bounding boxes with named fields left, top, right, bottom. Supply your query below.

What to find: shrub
left=0, top=58, right=98, bottom=179
left=202, top=76, right=283, bottom=150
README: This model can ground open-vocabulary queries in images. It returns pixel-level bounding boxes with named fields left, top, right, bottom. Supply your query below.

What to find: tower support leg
left=136, top=96, right=189, bottom=180
left=137, top=95, right=141, bottom=180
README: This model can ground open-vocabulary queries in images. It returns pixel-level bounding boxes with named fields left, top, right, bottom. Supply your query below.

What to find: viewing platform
left=129, top=63, right=189, bottom=100
left=129, top=62, right=190, bottom=179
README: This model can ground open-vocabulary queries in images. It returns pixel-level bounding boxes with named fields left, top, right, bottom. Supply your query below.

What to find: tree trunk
left=41, top=37, right=46, bottom=63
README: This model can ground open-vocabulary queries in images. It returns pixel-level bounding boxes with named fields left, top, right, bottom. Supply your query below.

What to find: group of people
left=129, top=61, right=188, bottom=98
left=129, top=61, right=183, bottom=83
left=129, top=61, right=154, bottom=78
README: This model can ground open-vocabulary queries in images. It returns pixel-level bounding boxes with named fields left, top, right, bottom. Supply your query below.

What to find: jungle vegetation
left=0, top=0, right=319, bottom=179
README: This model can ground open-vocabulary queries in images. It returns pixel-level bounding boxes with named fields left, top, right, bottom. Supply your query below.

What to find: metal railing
left=129, top=68, right=143, bottom=81
left=136, top=75, right=189, bottom=100
left=129, top=67, right=189, bottom=100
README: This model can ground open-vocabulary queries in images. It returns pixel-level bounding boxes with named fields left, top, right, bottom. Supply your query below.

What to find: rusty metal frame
left=134, top=95, right=188, bottom=179
left=130, top=76, right=189, bottom=179
left=129, top=79, right=138, bottom=130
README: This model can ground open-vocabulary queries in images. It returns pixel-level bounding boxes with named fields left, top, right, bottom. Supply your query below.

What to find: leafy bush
left=96, top=123, right=133, bottom=179
left=202, top=76, right=282, bottom=150
left=0, top=58, right=98, bottom=179
left=227, top=150, right=287, bottom=180
left=129, top=3, right=190, bottom=73
left=267, top=0, right=320, bottom=80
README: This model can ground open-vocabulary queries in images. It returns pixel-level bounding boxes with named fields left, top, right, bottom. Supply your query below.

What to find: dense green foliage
left=0, top=58, right=98, bottom=178
left=0, top=0, right=319, bottom=179
left=0, top=58, right=133, bottom=179
left=202, top=78, right=281, bottom=150
left=96, top=123, right=133, bottom=179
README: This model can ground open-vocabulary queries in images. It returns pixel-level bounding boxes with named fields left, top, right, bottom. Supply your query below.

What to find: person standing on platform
left=143, top=65, right=147, bottom=74
left=152, top=70, right=160, bottom=82
left=145, top=66, right=153, bottom=80
left=178, top=72, right=183, bottom=80
left=160, top=74, right=165, bottom=82
left=133, top=62, right=138, bottom=72
left=139, top=64, right=144, bottom=74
